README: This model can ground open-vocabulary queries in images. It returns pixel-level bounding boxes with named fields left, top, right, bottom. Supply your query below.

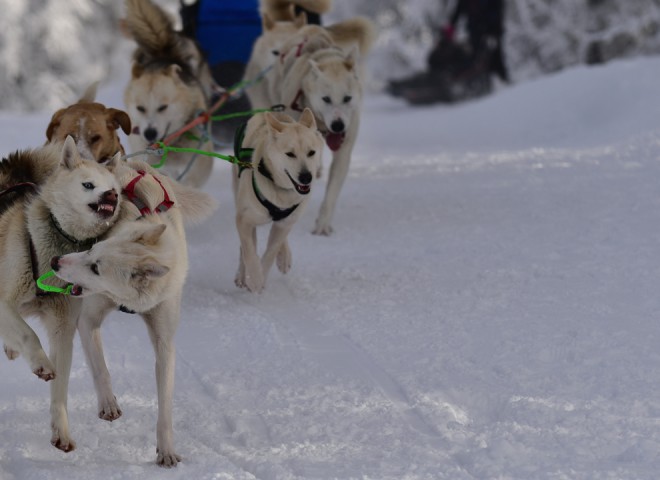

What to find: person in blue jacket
left=179, top=1, right=322, bottom=144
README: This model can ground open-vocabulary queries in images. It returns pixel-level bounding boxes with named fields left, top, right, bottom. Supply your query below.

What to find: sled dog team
left=0, top=0, right=375, bottom=468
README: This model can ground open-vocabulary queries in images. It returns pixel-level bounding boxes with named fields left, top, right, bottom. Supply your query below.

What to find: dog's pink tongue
left=325, top=132, right=345, bottom=152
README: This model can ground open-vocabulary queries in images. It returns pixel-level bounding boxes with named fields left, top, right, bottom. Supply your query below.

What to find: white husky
left=123, top=0, right=217, bottom=188
left=0, top=137, right=122, bottom=453
left=247, top=2, right=376, bottom=234
left=233, top=108, right=323, bottom=292
left=52, top=159, right=216, bottom=467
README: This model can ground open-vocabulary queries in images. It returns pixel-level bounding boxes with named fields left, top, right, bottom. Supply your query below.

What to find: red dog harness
left=122, top=170, right=174, bottom=216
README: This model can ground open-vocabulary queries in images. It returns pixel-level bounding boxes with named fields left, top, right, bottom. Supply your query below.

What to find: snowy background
left=2, top=1, right=660, bottom=479
left=2, top=0, right=660, bottom=109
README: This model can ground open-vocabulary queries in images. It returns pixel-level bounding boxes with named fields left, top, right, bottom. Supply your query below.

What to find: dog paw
left=4, top=344, right=19, bottom=360
left=33, top=365, right=56, bottom=382
left=276, top=245, right=292, bottom=274
left=51, top=430, right=76, bottom=453
left=99, top=397, right=122, bottom=421
left=157, top=449, right=182, bottom=468
left=312, top=222, right=333, bottom=236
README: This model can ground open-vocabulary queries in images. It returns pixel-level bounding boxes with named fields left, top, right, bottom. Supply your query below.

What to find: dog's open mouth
left=70, top=284, right=84, bottom=296
left=88, top=199, right=117, bottom=219
left=286, top=171, right=311, bottom=195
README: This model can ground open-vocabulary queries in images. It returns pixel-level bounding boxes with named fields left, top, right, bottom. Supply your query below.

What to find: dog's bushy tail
left=0, top=144, right=61, bottom=190
left=261, top=0, right=332, bottom=21
left=171, top=183, right=218, bottom=225
left=326, top=17, right=377, bottom=56
left=124, top=0, right=179, bottom=60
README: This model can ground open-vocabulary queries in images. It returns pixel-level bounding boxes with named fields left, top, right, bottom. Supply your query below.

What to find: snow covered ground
left=2, top=55, right=660, bottom=479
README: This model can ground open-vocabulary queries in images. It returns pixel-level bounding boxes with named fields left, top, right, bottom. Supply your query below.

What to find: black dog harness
left=234, top=122, right=299, bottom=222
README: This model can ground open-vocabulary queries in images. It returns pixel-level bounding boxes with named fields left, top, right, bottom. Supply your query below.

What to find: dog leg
left=262, top=222, right=294, bottom=279
left=276, top=239, right=292, bottom=274
left=44, top=304, right=81, bottom=453
left=78, top=295, right=122, bottom=421
left=236, top=217, right=264, bottom=292
left=142, top=299, right=182, bottom=467
left=313, top=131, right=357, bottom=236
left=4, top=343, right=19, bottom=360
left=0, top=302, right=55, bottom=380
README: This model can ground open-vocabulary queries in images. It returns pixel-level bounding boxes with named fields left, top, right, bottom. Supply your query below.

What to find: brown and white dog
left=46, top=83, right=132, bottom=163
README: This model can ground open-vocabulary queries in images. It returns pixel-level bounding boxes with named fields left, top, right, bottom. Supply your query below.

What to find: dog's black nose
left=144, top=127, right=158, bottom=142
left=330, top=119, right=345, bottom=133
left=298, top=170, right=312, bottom=185
left=50, top=256, right=61, bottom=272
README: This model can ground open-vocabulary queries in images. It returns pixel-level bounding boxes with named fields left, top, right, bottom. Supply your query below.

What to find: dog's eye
left=307, top=150, right=316, bottom=157
left=90, top=135, right=101, bottom=144
left=343, top=95, right=352, bottom=104
left=322, top=96, right=332, bottom=104
left=90, top=263, right=99, bottom=275
left=157, top=105, right=168, bottom=112
left=82, top=182, right=95, bottom=190
left=137, top=106, right=146, bottom=113
left=286, top=152, right=296, bottom=158
left=271, top=50, right=280, bottom=56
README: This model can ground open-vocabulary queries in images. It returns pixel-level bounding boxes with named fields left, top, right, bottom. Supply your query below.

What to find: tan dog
left=46, top=83, right=132, bottom=163
left=244, top=7, right=308, bottom=109
left=233, top=108, right=323, bottom=292
left=123, top=0, right=215, bottom=188
left=0, top=137, right=122, bottom=454
left=51, top=159, right=216, bottom=467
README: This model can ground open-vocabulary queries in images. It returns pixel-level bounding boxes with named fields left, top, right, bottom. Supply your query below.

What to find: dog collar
left=252, top=169, right=299, bottom=222
left=49, top=213, right=99, bottom=248
left=123, top=170, right=174, bottom=216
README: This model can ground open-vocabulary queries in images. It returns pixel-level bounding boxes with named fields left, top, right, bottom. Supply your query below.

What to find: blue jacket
left=195, top=0, right=262, bottom=65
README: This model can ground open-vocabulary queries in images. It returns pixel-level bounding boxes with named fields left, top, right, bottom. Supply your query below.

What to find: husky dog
left=51, top=159, right=216, bottom=467
left=46, top=82, right=132, bottom=163
left=249, top=2, right=376, bottom=234
left=233, top=108, right=323, bottom=293
left=123, top=0, right=218, bottom=188
left=0, top=137, right=121, bottom=453
left=244, top=7, right=308, bottom=110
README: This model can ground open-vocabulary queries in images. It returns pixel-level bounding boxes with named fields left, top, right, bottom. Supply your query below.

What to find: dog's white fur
left=246, top=1, right=376, bottom=234
left=233, top=108, right=323, bottom=292
left=52, top=159, right=216, bottom=467
left=0, top=137, right=122, bottom=453
left=123, top=0, right=216, bottom=188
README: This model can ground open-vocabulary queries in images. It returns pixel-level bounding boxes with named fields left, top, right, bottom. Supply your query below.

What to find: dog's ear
left=294, top=9, right=308, bottom=28
left=166, top=64, right=183, bottom=81
left=46, top=108, right=65, bottom=141
left=105, top=152, right=121, bottom=169
left=299, top=108, right=317, bottom=130
left=107, top=108, right=132, bottom=135
left=309, top=60, right=322, bottom=78
left=344, top=45, right=360, bottom=71
left=79, top=81, right=99, bottom=103
left=131, top=63, right=144, bottom=79
left=133, top=262, right=170, bottom=281
left=133, top=223, right=167, bottom=246
left=61, top=136, right=83, bottom=170
left=262, top=12, right=275, bottom=31
left=265, top=112, right=287, bottom=134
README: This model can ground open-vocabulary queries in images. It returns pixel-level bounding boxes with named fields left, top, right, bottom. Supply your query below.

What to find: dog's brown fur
left=46, top=84, right=131, bottom=163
